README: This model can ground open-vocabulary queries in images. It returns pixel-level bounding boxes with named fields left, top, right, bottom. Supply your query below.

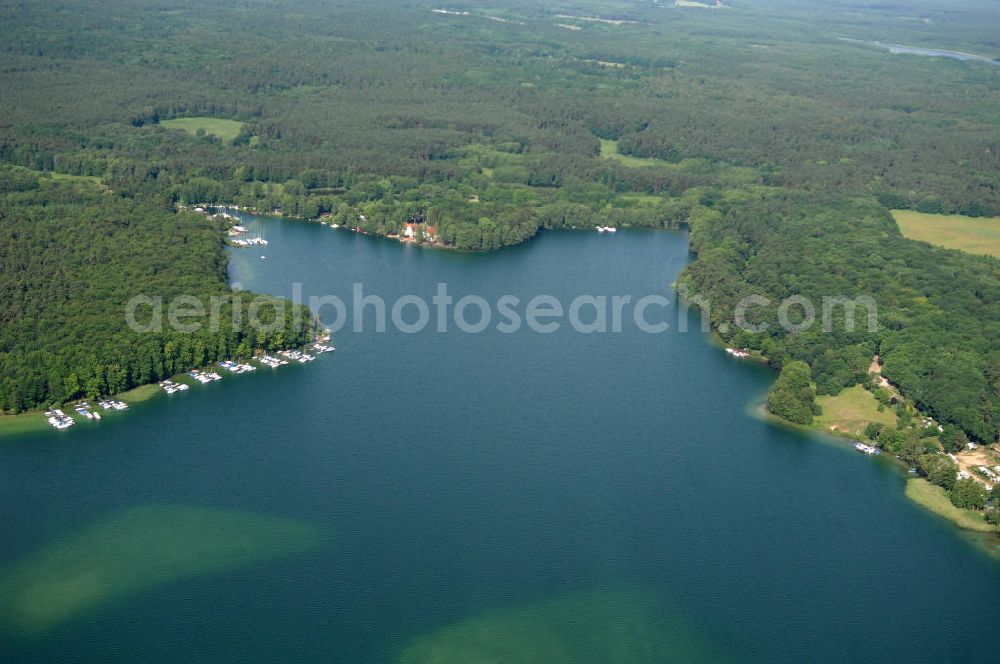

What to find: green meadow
left=599, top=139, right=662, bottom=168
left=814, top=385, right=897, bottom=437
left=905, top=479, right=994, bottom=533
left=893, top=210, right=1000, bottom=259
left=160, top=117, right=246, bottom=142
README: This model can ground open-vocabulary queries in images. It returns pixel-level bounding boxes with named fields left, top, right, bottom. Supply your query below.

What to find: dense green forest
left=0, top=0, right=999, bottom=436
left=680, top=190, right=1000, bottom=440
left=0, top=168, right=312, bottom=411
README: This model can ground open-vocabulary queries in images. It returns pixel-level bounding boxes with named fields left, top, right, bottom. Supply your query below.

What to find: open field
left=599, top=139, right=664, bottom=168
left=160, top=117, right=246, bottom=142
left=905, top=479, right=995, bottom=533
left=48, top=172, right=104, bottom=186
left=814, top=385, right=897, bottom=437
left=893, top=210, right=1000, bottom=258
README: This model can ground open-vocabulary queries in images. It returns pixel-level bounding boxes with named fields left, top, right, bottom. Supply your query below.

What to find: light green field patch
left=0, top=505, right=324, bottom=634
left=893, top=210, right=1000, bottom=259
left=905, top=479, right=994, bottom=533
left=160, top=117, right=246, bottom=142
left=6, top=165, right=105, bottom=190
left=600, top=139, right=664, bottom=168
left=815, top=385, right=896, bottom=437
left=114, top=383, right=160, bottom=404
left=47, top=172, right=104, bottom=186
left=397, top=587, right=720, bottom=663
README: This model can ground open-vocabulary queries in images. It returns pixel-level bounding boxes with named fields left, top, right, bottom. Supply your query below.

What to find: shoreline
left=10, top=211, right=998, bottom=553
left=0, top=343, right=333, bottom=439
left=750, top=387, right=1000, bottom=540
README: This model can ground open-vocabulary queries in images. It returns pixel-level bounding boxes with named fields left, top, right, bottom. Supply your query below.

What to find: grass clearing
left=7, top=165, right=105, bottom=190
left=814, top=384, right=897, bottom=437
left=160, top=117, right=246, bottom=142
left=115, top=383, right=160, bottom=404
left=893, top=210, right=1000, bottom=258
left=905, top=479, right=995, bottom=533
left=599, top=139, right=664, bottom=168
left=48, top=172, right=103, bottom=186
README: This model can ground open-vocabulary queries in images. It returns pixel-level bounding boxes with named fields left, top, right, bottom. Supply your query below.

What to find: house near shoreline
left=402, top=222, right=438, bottom=243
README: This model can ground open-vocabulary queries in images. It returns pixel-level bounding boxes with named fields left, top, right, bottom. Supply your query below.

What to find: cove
left=0, top=215, right=999, bottom=662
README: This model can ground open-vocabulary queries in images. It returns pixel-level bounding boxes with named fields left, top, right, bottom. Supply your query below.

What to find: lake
left=1, top=216, right=999, bottom=662
left=842, top=38, right=1000, bottom=66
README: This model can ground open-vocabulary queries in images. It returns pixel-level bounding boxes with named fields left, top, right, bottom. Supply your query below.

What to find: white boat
left=853, top=442, right=880, bottom=455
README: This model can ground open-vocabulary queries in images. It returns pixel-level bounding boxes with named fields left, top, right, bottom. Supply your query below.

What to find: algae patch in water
left=397, top=587, right=721, bottom=663
left=0, top=505, right=323, bottom=634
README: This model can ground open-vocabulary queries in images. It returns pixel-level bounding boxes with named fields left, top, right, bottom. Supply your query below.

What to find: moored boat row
left=43, top=339, right=334, bottom=431
left=45, top=409, right=76, bottom=430
left=259, top=355, right=290, bottom=368
left=189, top=370, right=223, bottom=384
left=219, top=360, right=257, bottom=374
left=280, top=349, right=315, bottom=363
left=160, top=380, right=190, bottom=395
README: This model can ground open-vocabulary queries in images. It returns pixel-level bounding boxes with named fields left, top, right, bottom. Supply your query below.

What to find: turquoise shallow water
left=1, top=217, right=999, bottom=662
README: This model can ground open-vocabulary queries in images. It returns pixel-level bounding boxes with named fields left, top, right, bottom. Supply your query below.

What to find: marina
left=229, top=232, right=269, bottom=248
left=279, top=349, right=315, bottom=363
left=44, top=400, right=129, bottom=430
left=259, top=355, right=290, bottom=368
left=189, top=370, right=223, bottom=384
left=159, top=380, right=190, bottom=395
left=44, top=409, right=75, bottom=430
left=74, top=402, right=101, bottom=420
left=219, top=360, right=257, bottom=374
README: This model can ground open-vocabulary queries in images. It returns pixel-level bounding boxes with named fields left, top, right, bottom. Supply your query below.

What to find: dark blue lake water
left=1, top=216, right=998, bottom=662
